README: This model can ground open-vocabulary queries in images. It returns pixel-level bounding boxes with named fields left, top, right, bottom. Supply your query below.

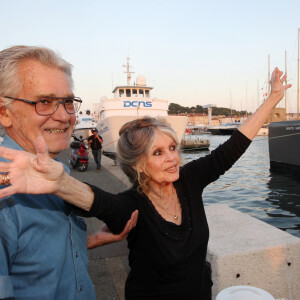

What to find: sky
left=1, top=0, right=300, bottom=113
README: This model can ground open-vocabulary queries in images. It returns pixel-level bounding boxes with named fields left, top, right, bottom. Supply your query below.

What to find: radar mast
left=123, top=57, right=135, bottom=85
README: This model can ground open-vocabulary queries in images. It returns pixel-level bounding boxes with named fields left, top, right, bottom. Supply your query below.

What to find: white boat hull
left=98, top=115, right=188, bottom=154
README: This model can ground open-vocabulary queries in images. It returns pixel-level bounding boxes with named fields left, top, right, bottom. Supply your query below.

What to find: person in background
left=0, top=45, right=137, bottom=299
left=88, top=128, right=103, bottom=172
left=0, top=67, right=291, bottom=300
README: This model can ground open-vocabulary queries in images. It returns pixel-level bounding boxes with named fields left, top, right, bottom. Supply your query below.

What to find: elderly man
left=0, top=46, right=96, bottom=299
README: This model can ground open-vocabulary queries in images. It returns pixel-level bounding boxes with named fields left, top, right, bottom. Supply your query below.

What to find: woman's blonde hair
left=117, top=116, right=179, bottom=193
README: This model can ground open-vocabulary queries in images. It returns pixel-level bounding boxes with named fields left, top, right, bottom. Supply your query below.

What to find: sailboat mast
left=230, top=88, right=232, bottom=121
left=297, top=28, right=300, bottom=120
left=257, top=80, right=259, bottom=108
left=268, top=55, right=271, bottom=96
left=285, top=50, right=287, bottom=110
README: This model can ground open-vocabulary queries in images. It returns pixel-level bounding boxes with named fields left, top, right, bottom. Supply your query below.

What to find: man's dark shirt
left=88, top=134, right=102, bottom=150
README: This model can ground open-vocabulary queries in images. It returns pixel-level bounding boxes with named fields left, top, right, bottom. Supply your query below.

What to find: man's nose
left=52, top=102, right=70, bottom=121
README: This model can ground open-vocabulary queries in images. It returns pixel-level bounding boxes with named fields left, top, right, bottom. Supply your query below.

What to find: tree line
left=168, top=103, right=248, bottom=117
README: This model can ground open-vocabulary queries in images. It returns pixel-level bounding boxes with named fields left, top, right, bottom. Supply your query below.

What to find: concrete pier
left=206, top=205, right=300, bottom=300
left=58, top=150, right=300, bottom=300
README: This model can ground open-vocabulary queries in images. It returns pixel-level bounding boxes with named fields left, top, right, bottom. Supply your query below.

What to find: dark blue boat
left=268, top=120, right=300, bottom=172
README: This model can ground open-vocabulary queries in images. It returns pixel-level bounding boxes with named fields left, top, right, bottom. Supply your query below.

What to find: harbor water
left=181, top=134, right=300, bottom=238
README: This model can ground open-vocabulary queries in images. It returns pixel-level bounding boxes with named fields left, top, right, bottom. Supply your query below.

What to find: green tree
left=168, top=103, right=248, bottom=116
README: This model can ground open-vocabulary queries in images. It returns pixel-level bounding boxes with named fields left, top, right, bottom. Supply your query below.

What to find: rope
left=102, top=138, right=119, bottom=148
left=253, top=131, right=300, bottom=142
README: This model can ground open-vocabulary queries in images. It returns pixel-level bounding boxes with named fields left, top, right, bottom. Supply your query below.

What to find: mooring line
left=253, top=131, right=300, bottom=142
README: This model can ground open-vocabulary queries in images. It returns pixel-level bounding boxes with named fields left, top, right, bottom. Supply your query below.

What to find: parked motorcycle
left=69, top=140, right=89, bottom=172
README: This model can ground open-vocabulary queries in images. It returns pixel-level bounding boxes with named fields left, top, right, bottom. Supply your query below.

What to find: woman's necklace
left=149, top=189, right=179, bottom=220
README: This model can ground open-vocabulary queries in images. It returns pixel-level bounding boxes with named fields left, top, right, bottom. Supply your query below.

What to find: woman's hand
left=0, top=136, right=65, bottom=198
left=238, top=67, right=292, bottom=140
left=87, top=210, right=139, bottom=249
left=270, top=67, right=291, bottom=100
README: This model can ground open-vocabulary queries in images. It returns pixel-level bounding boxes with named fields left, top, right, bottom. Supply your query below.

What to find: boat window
left=145, top=89, right=150, bottom=97
left=126, top=89, right=131, bottom=97
left=119, top=89, right=125, bottom=97
left=139, top=89, right=144, bottom=97
left=132, top=89, right=138, bottom=97
left=82, top=118, right=93, bottom=122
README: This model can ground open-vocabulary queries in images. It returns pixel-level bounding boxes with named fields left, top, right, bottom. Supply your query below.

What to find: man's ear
left=0, top=106, right=13, bottom=128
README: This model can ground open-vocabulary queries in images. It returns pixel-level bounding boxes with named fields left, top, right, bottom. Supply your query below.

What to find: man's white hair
left=0, top=45, right=73, bottom=107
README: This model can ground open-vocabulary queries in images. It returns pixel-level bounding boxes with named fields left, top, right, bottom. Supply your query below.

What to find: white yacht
left=73, top=113, right=97, bottom=141
left=95, top=58, right=188, bottom=155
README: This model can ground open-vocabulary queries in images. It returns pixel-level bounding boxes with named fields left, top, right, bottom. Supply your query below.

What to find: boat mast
left=123, top=57, right=135, bottom=85
left=268, top=55, right=271, bottom=97
left=230, top=88, right=233, bottom=122
left=257, top=80, right=259, bottom=108
left=245, top=81, right=248, bottom=117
left=285, top=50, right=287, bottom=110
left=297, top=28, right=300, bottom=120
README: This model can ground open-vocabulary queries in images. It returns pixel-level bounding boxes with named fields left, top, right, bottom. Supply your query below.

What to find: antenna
left=123, top=57, right=135, bottom=85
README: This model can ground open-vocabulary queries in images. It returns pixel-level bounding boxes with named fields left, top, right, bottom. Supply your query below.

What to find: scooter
left=69, top=139, right=89, bottom=172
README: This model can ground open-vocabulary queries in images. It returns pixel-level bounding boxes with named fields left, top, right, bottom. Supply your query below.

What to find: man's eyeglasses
left=4, top=96, right=82, bottom=116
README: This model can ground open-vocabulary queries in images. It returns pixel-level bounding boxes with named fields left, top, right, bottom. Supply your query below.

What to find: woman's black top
left=74, top=130, right=251, bottom=300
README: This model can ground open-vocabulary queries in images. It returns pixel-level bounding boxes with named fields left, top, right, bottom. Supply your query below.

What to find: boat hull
left=98, top=115, right=188, bottom=154
left=208, top=128, right=237, bottom=135
left=268, top=120, right=300, bottom=171
left=181, top=138, right=210, bottom=151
